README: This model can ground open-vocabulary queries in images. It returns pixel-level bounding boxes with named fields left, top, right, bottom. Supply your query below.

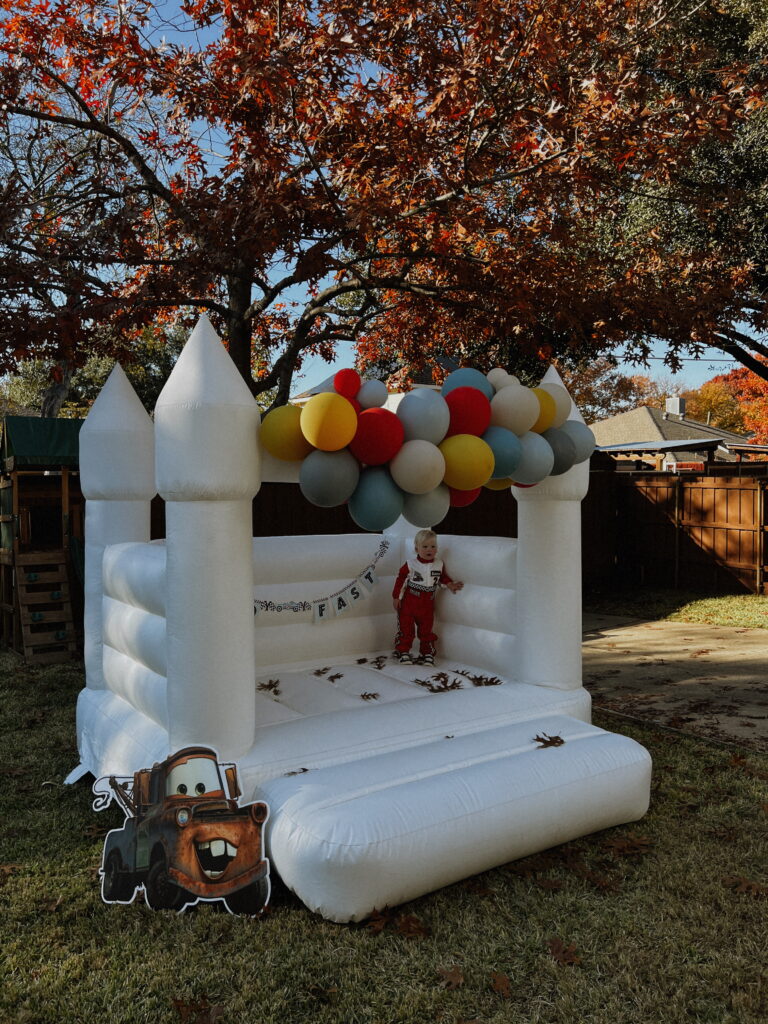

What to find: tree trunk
left=40, top=360, right=74, bottom=417
left=226, top=274, right=256, bottom=394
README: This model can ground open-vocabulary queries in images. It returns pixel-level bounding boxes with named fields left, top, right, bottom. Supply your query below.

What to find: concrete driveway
left=582, top=613, right=768, bottom=752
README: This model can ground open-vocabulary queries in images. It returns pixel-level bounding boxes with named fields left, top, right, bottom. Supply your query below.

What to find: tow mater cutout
left=93, top=746, right=270, bottom=915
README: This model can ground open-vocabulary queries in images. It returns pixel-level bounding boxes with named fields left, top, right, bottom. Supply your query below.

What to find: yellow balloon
left=261, top=405, right=314, bottom=461
left=483, top=476, right=513, bottom=490
left=300, top=392, right=358, bottom=451
left=439, top=434, right=494, bottom=490
left=531, top=388, right=556, bottom=433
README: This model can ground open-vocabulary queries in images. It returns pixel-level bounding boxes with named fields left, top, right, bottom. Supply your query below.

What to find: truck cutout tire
left=145, top=857, right=188, bottom=912
left=225, top=877, right=270, bottom=916
left=102, top=851, right=134, bottom=903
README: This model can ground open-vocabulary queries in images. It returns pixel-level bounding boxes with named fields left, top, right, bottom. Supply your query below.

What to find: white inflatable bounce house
left=69, top=317, right=651, bottom=922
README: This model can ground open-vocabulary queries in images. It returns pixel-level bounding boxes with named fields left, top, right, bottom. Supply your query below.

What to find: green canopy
left=1, top=416, right=84, bottom=469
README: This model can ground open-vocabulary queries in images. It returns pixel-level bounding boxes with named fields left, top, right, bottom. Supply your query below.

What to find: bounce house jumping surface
left=73, top=317, right=652, bottom=922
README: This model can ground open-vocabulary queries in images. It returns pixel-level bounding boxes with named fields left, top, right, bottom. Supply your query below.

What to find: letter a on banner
left=335, top=592, right=350, bottom=615
left=313, top=599, right=332, bottom=623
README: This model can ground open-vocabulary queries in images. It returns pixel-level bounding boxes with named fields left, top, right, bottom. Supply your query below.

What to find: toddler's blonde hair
left=413, top=529, right=437, bottom=550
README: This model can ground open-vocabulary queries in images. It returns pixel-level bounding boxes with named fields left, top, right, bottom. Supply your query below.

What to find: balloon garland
left=260, top=367, right=596, bottom=532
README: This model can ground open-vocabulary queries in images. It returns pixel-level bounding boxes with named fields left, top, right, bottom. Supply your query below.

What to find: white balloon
left=538, top=383, right=572, bottom=428
left=486, top=367, right=511, bottom=392
left=490, top=383, right=540, bottom=435
left=389, top=440, right=446, bottom=494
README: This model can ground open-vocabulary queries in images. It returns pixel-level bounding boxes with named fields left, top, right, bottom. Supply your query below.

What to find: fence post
left=673, top=476, right=681, bottom=590
left=758, top=481, right=765, bottom=595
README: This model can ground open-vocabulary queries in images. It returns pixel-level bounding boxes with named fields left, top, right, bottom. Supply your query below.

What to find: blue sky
left=294, top=341, right=740, bottom=397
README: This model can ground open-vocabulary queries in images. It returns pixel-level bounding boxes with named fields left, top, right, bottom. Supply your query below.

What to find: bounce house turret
left=80, top=365, right=156, bottom=690
left=155, top=315, right=261, bottom=758
left=513, top=367, right=590, bottom=690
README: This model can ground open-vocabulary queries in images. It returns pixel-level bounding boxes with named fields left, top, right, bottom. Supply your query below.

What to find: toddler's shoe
left=420, top=654, right=435, bottom=666
left=397, top=652, right=413, bottom=664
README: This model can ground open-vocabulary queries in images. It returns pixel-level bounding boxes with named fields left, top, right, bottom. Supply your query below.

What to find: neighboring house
left=591, top=398, right=756, bottom=469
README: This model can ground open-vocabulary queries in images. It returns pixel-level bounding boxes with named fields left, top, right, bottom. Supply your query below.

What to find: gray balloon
left=513, top=432, right=555, bottom=484
left=542, top=427, right=578, bottom=476
left=299, top=449, right=360, bottom=507
left=396, top=388, right=450, bottom=444
left=559, top=420, right=596, bottom=463
left=403, top=485, right=450, bottom=528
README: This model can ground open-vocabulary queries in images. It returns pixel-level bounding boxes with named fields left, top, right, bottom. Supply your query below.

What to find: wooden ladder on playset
left=15, top=550, right=77, bottom=664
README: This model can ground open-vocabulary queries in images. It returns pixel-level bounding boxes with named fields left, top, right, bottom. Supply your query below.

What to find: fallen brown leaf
left=603, top=832, right=653, bottom=857
left=437, top=964, right=464, bottom=990
left=307, top=984, right=339, bottom=1004
left=490, top=971, right=512, bottom=998
left=535, top=877, right=565, bottom=891
left=548, top=936, right=582, bottom=966
left=365, top=908, right=394, bottom=934
left=532, top=733, right=565, bottom=749
left=395, top=913, right=431, bottom=939
left=722, top=875, right=767, bottom=898
left=172, top=997, right=225, bottom=1024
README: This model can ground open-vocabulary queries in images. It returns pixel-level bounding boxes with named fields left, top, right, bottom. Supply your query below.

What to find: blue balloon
left=299, top=449, right=360, bottom=507
left=441, top=368, right=494, bottom=401
left=348, top=467, right=404, bottom=531
left=482, top=425, right=522, bottom=478
left=396, top=389, right=450, bottom=444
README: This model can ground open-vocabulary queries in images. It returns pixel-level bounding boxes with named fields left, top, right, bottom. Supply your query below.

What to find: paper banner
left=257, top=539, right=389, bottom=622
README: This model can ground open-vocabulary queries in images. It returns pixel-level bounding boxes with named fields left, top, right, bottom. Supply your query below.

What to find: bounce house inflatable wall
left=70, top=316, right=651, bottom=922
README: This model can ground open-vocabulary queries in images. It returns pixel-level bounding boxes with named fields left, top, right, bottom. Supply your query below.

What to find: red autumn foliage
left=1, top=1, right=766, bottom=402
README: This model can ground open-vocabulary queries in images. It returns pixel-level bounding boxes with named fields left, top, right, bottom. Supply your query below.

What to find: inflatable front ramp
left=255, top=713, right=651, bottom=923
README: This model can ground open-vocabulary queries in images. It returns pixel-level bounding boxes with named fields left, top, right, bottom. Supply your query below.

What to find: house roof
left=590, top=405, right=749, bottom=447
left=590, top=406, right=753, bottom=464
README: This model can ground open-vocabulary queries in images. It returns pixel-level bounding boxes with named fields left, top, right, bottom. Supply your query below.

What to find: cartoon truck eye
left=95, top=746, right=270, bottom=915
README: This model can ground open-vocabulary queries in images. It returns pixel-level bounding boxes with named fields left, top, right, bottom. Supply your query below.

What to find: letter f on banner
left=313, top=599, right=332, bottom=623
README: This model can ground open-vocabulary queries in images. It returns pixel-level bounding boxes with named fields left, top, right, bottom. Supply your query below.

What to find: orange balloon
left=531, top=388, right=556, bottom=433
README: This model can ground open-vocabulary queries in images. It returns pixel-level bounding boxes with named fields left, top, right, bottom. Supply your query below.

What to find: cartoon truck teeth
left=94, top=746, right=270, bottom=915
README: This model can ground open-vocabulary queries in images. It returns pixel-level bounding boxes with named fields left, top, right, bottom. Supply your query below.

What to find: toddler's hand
left=448, top=581, right=464, bottom=593
left=393, top=598, right=401, bottom=611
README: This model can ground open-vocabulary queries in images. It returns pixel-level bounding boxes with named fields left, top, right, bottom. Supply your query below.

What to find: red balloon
left=334, top=368, right=362, bottom=399
left=449, top=486, right=482, bottom=507
left=348, top=408, right=404, bottom=465
left=348, top=397, right=361, bottom=414
left=445, top=386, right=491, bottom=437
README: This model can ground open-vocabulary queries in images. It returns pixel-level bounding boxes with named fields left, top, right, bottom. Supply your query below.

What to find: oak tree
left=2, top=0, right=765, bottom=405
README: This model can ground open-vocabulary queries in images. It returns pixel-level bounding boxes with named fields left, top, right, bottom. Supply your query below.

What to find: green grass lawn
left=2, top=653, right=767, bottom=1024
left=583, top=587, right=768, bottom=630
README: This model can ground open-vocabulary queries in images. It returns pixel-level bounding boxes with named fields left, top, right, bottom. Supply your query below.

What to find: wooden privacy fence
left=584, top=471, right=768, bottom=595
left=244, top=473, right=768, bottom=596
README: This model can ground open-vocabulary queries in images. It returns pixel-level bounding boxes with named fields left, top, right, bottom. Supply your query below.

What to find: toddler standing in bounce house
left=392, top=530, right=464, bottom=665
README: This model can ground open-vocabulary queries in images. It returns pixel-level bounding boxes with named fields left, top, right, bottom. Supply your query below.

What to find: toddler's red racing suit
left=392, top=557, right=456, bottom=657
